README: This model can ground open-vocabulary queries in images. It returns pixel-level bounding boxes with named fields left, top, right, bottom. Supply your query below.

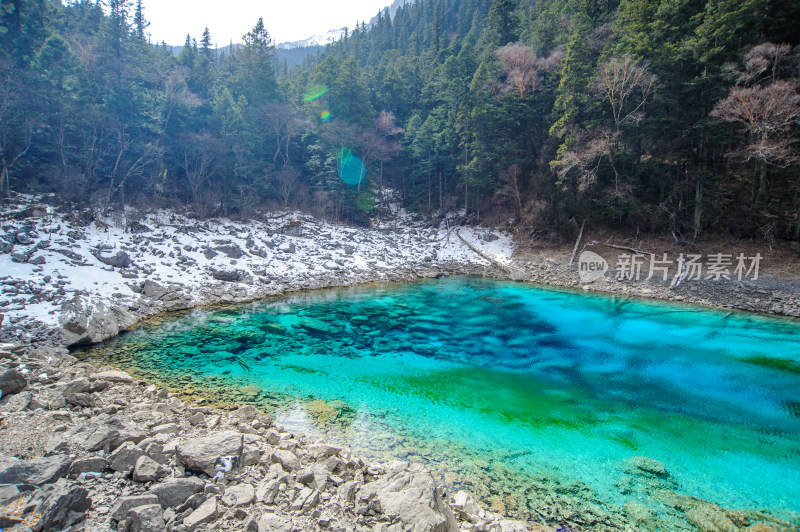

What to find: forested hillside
left=1, top=0, right=799, bottom=242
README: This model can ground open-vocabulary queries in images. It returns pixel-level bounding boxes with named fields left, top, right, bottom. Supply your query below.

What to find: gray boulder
left=30, top=479, right=91, bottom=532
left=46, top=418, right=133, bottom=454
left=183, top=497, right=217, bottom=531
left=255, top=479, right=280, bottom=504
left=70, top=457, right=110, bottom=478
left=142, top=280, right=168, bottom=300
left=60, top=297, right=137, bottom=346
left=216, top=243, right=245, bottom=259
left=128, top=504, right=166, bottom=532
left=65, top=391, right=96, bottom=408
left=11, top=251, right=30, bottom=263
left=0, top=368, right=27, bottom=396
left=109, top=441, right=146, bottom=473
left=257, top=513, right=293, bottom=532
left=211, top=269, right=241, bottom=282
left=92, top=369, right=134, bottom=383
left=132, top=455, right=169, bottom=483
left=369, top=461, right=458, bottom=532
left=0, top=454, right=71, bottom=486
left=63, top=377, right=92, bottom=395
left=221, top=483, right=255, bottom=507
left=14, top=231, right=35, bottom=246
left=0, top=390, right=31, bottom=412
left=111, top=494, right=161, bottom=522
left=149, top=476, right=205, bottom=508
left=176, top=431, right=243, bottom=476
left=93, top=249, right=132, bottom=268
left=272, top=449, right=301, bottom=472
left=0, top=484, right=19, bottom=503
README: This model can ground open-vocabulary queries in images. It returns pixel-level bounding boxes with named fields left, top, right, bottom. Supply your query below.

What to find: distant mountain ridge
left=162, top=1, right=412, bottom=66
left=276, top=27, right=347, bottom=50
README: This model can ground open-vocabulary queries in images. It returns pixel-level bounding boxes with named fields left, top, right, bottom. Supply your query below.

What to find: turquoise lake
left=77, top=277, right=800, bottom=528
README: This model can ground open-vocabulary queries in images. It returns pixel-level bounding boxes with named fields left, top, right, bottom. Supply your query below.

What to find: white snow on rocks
left=0, top=195, right=514, bottom=344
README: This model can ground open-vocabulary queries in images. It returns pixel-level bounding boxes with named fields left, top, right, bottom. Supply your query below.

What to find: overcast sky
left=139, top=0, right=392, bottom=47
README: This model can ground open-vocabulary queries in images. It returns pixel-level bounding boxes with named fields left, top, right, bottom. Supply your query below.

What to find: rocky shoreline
left=510, top=244, right=800, bottom=319
left=0, top=342, right=534, bottom=532
left=2, top=196, right=798, bottom=532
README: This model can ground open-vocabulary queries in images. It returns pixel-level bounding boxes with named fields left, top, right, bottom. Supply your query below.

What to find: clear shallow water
left=77, top=278, right=800, bottom=525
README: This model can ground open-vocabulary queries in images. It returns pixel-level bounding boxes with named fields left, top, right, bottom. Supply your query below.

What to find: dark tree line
left=1, top=0, right=799, bottom=240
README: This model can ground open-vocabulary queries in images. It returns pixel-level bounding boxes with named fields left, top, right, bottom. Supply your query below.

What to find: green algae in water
left=75, top=277, right=800, bottom=524
left=742, top=355, right=800, bottom=375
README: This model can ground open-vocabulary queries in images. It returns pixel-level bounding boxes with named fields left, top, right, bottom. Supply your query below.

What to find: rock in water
left=92, top=370, right=134, bottom=383
left=305, top=400, right=338, bottom=423
left=631, top=456, right=669, bottom=477
left=176, top=431, right=243, bottom=476
left=298, top=318, right=338, bottom=335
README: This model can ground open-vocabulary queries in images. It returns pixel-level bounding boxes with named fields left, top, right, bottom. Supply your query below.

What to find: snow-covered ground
left=0, top=196, right=514, bottom=340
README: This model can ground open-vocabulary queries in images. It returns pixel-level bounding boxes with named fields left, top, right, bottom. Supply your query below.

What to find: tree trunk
left=693, top=178, right=703, bottom=237
left=1, top=165, right=9, bottom=195
left=757, top=159, right=767, bottom=205
left=438, top=172, right=444, bottom=212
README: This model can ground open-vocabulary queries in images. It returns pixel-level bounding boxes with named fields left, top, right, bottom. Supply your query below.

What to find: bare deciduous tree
left=554, top=56, right=656, bottom=196
left=711, top=81, right=800, bottom=164
left=105, top=125, right=160, bottom=212
left=260, top=103, right=303, bottom=168
left=178, top=133, right=219, bottom=212
left=497, top=164, right=523, bottom=219
left=496, top=43, right=540, bottom=97
left=710, top=42, right=800, bottom=232
left=554, top=127, right=624, bottom=194
left=739, top=43, right=794, bottom=85
left=275, top=165, right=302, bottom=208
left=711, top=49, right=800, bottom=209
left=598, top=55, right=657, bottom=129
left=376, top=110, right=404, bottom=136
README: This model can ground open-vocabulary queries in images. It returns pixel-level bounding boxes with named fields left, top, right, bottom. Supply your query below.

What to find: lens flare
left=303, top=84, right=328, bottom=102
left=337, top=148, right=366, bottom=187
left=321, top=110, right=331, bottom=121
